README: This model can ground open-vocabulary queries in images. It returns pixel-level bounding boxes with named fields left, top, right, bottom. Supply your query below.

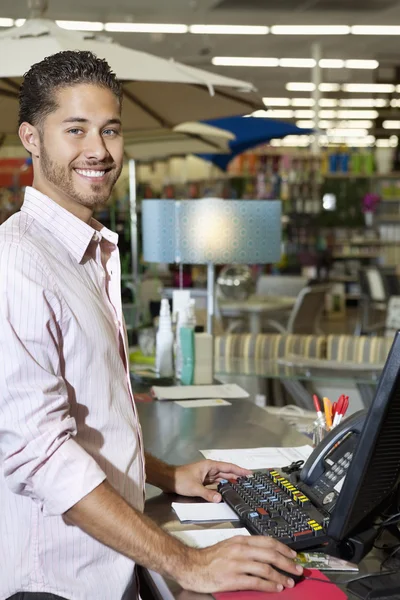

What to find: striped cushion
left=215, top=334, right=326, bottom=360
left=326, top=335, right=393, bottom=364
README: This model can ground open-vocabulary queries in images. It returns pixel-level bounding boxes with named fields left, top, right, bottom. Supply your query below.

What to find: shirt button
left=92, top=232, right=101, bottom=242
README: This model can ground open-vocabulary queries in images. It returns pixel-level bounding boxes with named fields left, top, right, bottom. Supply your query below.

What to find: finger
left=209, top=461, right=252, bottom=477
left=191, top=483, right=221, bottom=503
left=239, top=561, right=295, bottom=589
left=220, top=574, right=284, bottom=594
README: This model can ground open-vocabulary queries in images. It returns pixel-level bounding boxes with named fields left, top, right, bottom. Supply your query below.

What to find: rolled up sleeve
left=0, top=242, right=106, bottom=516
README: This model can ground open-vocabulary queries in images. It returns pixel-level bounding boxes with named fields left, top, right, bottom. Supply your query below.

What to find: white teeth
left=76, top=169, right=106, bottom=178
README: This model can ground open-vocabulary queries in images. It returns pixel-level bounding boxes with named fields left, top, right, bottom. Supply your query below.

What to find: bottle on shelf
left=155, top=298, right=174, bottom=378
left=175, top=299, right=196, bottom=381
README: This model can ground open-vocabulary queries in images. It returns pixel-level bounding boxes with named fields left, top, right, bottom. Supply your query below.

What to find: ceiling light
left=189, top=24, right=268, bottom=34
left=212, top=57, right=279, bottom=67
left=320, top=83, right=341, bottom=92
left=339, top=99, right=387, bottom=107
left=0, top=18, right=13, bottom=27
left=104, top=23, right=188, bottom=33
left=383, top=121, right=400, bottom=129
left=56, top=20, right=104, bottom=31
left=391, top=100, right=400, bottom=107
left=262, top=98, right=291, bottom=106
left=294, top=110, right=315, bottom=118
left=342, top=83, right=395, bottom=93
left=14, top=19, right=25, bottom=27
left=319, top=59, right=344, bottom=69
left=395, top=86, right=400, bottom=93
left=319, top=110, right=338, bottom=119
left=264, top=110, right=294, bottom=119
left=320, top=99, right=338, bottom=107
left=271, top=25, right=350, bottom=35
left=286, top=82, right=315, bottom=91
left=296, top=121, right=315, bottom=128
left=337, top=110, right=378, bottom=119
left=291, top=98, right=315, bottom=106
left=328, top=128, right=368, bottom=137
left=345, top=59, right=379, bottom=69
left=351, top=25, right=400, bottom=35
left=317, top=120, right=373, bottom=129
left=279, top=58, right=316, bottom=68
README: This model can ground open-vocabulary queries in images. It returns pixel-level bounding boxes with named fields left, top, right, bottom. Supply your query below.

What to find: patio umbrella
left=197, top=116, right=314, bottom=171
left=0, top=18, right=261, bottom=139
left=124, top=122, right=235, bottom=162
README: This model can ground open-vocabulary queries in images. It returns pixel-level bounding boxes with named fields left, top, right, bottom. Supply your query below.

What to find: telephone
left=295, top=410, right=367, bottom=515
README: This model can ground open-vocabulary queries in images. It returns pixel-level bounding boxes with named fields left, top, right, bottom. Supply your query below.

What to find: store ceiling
left=3, top=0, right=400, bottom=140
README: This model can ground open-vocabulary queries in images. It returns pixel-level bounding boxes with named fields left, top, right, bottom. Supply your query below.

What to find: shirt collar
left=21, top=187, right=118, bottom=263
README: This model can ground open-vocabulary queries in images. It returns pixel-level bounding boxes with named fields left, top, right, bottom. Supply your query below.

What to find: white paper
left=200, top=445, right=313, bottom=470
left=172, top=502, right=239, bottom=522
left=152, top=383, right=249, bottom=400
left=174, top=398, right=231, bottom=408
left=171, top=528, right=250, bottom=548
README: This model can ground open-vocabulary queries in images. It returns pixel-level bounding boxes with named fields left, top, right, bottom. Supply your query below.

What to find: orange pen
left=323, top=397, right=333, bottom=430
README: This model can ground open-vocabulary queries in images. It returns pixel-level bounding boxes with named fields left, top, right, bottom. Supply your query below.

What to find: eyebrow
left=62, top=117, right=122, bottom=126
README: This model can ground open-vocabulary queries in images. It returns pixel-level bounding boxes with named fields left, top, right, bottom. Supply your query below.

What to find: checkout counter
left=137, top=399, right=385, bottom=600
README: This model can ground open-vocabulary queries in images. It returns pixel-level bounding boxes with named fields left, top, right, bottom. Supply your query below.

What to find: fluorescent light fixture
left=376, top=137, right=398, bottom=147
left=337, top=110, right=378, bottom=119
left=291, top=98, right=315, bottom=106
left=104, top=22, right=188, bottom=33
left=271, top=25, right=350, bottom=35
left=296, top=121, right=315, bottom=128
left=264, top=109, right=294, bottom=119
left=294, top=110, right=315, bottom=118
left=395, top=85, right=400, bottom=93
left=262, top=98, right=291, bottom=106
left=320, top=83, right=341, bottom=92
left=14, top=19, right=25, bottom=27
left=189, top=24, right=268, bottom=34
left=339, top=99, right=387, bottom=107
left=315, top=120, right=373, bottom=129
left=351, top=25, right=400, bottom=35
left=391, top=100, right=400, bottom=107
left=345, top=59, right=379, bottom=69
left=0, top=18, right=13, bottom=27
left=212, top=57, right=279, bottom=67
left=342, top=83, right=395, bottom=93
left=328, top=128, right=368, bottom=137
left=319, top=59, right=344, bottom=69
left=279, top=58, right=316, bottom=68
left=319, top=110, right=338, bottom=119
left=56, top=20, right=104, bottom=31
left=320, top=99, right=338, bottom=107
left=383, top=121, right=400, bottom=129
left=286, top=82, right=315, bottom=91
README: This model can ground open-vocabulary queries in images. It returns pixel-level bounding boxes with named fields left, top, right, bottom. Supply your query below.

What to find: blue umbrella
left=197, top=115, right=313, bottom=171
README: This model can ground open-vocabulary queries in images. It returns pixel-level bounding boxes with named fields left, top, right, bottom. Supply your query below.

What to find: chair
left=264, top=284, right=332, bottom=335
left=356, top=267, right=389, bottom=335
left=256, top=275, right=308, bottom=298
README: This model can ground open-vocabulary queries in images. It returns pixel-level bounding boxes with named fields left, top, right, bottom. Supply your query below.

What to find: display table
left=218, top=295, right=296, bottom=334
left=137, top=399, right=383, bottom=600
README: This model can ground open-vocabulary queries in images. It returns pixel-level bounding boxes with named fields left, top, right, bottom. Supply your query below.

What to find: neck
left=32, top=177, right=93, bottom=224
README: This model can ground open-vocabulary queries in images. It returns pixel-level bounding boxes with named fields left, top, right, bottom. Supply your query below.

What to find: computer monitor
left=327, top=330, right=400, bottom=541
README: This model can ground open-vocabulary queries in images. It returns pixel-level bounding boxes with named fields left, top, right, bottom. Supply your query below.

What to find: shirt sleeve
left=0, top=242, right=106, bottom=516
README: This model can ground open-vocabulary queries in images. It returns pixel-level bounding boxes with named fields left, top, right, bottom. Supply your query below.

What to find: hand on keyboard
left=177, top=535, right=304, bottom=594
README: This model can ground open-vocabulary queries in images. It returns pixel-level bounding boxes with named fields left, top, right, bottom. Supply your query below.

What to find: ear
left=18, top=122, right=40, bottom=157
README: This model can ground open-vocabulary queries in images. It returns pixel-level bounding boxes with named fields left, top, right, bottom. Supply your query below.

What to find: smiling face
left=19, top=83, right=124, bottom=222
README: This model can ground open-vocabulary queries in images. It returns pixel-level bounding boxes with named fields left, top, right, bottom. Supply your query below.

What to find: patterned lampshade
left=142, top=198, right=282, bottom=265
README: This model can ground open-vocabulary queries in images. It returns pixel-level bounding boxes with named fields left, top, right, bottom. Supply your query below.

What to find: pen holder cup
left=312, top=421, right=328, bottom=447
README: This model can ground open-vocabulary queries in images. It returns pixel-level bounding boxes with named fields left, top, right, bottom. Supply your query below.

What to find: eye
left=67, top=128, right=84, bottom=135
left=103, top=129, right=119, bottom=136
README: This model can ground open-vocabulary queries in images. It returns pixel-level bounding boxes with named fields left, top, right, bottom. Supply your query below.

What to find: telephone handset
left=296, top=410, right=367, bottom=513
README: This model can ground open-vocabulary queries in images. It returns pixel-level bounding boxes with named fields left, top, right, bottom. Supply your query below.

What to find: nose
left=83, top=131, right=109, bottom=162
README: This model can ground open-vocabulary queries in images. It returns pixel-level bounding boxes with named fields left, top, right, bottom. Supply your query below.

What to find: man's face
left=37, top=83, right=123, bottom=210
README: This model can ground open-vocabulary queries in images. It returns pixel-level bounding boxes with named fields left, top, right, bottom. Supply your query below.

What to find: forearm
left=65, top=480, right=193, bottom=580
left=145, top=452, right=176, bottom=492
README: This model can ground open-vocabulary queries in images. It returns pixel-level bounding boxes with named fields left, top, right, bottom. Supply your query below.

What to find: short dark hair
left=18, top=50, right=122, bottom=128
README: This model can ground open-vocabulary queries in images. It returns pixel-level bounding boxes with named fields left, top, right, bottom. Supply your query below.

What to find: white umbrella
left=0, top=18, right=261, bottom=137
left=124, top=122, right=235, bottom=161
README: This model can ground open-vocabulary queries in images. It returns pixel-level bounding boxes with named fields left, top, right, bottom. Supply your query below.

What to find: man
left=0, top=51, right=302, bottom=600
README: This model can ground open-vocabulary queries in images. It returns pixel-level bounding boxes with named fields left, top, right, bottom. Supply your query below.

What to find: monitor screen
left=327, top=331, right=400, bottom=541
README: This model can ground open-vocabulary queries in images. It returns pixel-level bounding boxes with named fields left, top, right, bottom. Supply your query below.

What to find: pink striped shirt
left=0, top=187, right=145, bottom=600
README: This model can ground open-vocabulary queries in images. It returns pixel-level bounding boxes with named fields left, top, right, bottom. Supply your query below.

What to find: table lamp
left=142, top=198, right=282, bottom=335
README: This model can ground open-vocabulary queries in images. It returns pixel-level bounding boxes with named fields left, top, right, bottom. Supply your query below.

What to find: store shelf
left=325, top=172, right=400, bottom=179
left=332, top=253, right=380, bottom=259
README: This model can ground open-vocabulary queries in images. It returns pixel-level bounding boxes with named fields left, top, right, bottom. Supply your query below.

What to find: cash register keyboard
left=218, top=469, right=329, bottom=551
